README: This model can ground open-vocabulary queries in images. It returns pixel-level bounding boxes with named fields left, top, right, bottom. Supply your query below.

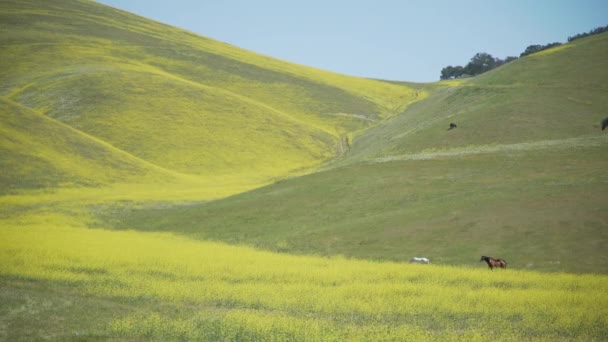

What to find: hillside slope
left=0, top=0, right=416, bottom=193
left=0, top=98, right=180, bottom=194
left=1, top=1, right=606, bottom=273
left=113, top=33, right=608, bottom=273
left=331, top=32, right=608, bottom=167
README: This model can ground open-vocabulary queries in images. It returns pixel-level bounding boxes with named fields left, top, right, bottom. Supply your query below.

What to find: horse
left=602, top=117, right=608, bottom=130
left=448, top=123, right=457, bottom=130
left=410, top=257, right=430, bottom=264
left=480, top=256, right=507, bottom=270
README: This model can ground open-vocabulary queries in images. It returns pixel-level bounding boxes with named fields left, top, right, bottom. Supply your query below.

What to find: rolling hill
left=0, top=0, right=605, bottom=271
left=0, top=0, right=417, bottom=196
left=1, top=0, right=608, bottom=340
left=332, top=33, right=608, bottom=166
left=109, top=32, right=608, bottom=273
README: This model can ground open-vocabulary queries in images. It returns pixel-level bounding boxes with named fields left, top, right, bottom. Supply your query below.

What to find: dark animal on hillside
left=480, top=256, right=507, bottom=270
left=448, top=123, right=457, bottom=130
left=602, top=117, right=608, bottom=130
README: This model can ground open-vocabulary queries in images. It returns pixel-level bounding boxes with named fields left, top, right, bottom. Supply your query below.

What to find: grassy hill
left=1, top=0, right=608, bottom=340
left=332, top=33, right=608, bottom=166
left=1, top=0, right=606, bottom=272
left=0, top=0, right=417, bottom=195
left=110, top=32, right=608, bottom=273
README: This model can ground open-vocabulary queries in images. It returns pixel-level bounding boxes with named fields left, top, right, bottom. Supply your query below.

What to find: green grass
left=1, top=218, right=607, bottom=340
left=106, top=32, right=608, bottom=273
left=110, top=141, right=608, bottom=273
left=1, top=0, right=608, bottom=340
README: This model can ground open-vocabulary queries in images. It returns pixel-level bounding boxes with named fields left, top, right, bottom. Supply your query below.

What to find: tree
left=439, top=52, right=516, bottom=81
left=439, top=25, right=607, bottom=80
left=440, top=65, right=466, bottom=80
left=520, top=43, right=561, bottom=57
left=568, top=25, right=608, bottom=42
left=452, top=65, right=465, bottom=78
left=440, top=65, right=454, bottom=80
left=520, top=45, right=542, bottom=57
left=464, top=52, right=497, bottom=75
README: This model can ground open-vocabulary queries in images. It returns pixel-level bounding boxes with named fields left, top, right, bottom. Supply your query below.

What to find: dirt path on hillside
left=369, top=135, right=608, bottom=163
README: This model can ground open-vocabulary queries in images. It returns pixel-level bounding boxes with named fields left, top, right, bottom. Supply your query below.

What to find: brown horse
left=480, top=256, right=507, bottom=270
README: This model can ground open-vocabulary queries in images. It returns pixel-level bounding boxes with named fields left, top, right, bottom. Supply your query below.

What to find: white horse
left=409, top=257, right=430, bottom=264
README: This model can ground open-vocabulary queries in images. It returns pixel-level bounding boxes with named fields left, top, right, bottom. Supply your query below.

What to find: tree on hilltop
left=440, top=53, right=507, bottom=80
left=440, top=65, right=465, bottom=80
left=464, top=52, right=497, bottom=75
left=519, top=42, right=562, bottom=57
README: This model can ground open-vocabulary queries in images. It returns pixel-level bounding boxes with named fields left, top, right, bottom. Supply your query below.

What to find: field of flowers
left=1, top=212, right=606, bottom=341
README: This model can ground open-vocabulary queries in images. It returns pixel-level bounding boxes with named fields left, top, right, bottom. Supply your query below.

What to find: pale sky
left=96, top=0, right=607, bottom=82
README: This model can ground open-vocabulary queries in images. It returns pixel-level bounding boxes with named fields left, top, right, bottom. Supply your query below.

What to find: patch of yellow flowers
left=1, top=214, right=606, bottom=340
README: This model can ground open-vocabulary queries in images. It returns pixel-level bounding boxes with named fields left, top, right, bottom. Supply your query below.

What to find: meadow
left=112, top=137, right=607, bottom=273
left=1, top=0, right=608, bottom=340
left=1, top=211, right=607, bottom=341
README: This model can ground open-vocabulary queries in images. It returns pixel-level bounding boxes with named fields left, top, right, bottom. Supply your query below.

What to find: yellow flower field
left=1, top=212, right=606, bottom=341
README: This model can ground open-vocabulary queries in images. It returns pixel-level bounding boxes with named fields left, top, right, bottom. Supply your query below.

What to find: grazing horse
left=410, top=257, right=430, bottom=264
left=480, top=256, right=507, bottom=270
left=448, top=123, right=457, bottom=130
left=602, top=117, right=608, bottom=130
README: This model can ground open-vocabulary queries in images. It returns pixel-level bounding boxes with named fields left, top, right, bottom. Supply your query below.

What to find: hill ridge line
left=368, top=135, right=607, bottom=163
